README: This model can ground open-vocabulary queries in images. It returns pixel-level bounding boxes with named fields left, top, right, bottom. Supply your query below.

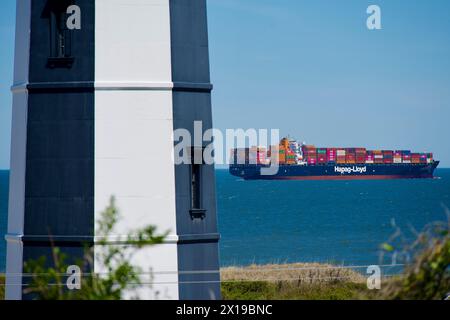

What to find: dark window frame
left=191, top=163, right=202, bottom=210
left=189, top=147, right=207, bottom=220
left=46, top=1, right=75, bottom=68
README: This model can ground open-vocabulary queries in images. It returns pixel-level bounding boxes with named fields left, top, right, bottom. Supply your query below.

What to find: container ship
left=229, top=138, right=439, bottom=180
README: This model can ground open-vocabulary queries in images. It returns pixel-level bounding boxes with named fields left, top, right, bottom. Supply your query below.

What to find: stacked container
left=402, top=151, right=412, bottom=163
left=374, top=151, right=383, bottom=164
left=302, top=145, right=317, bottom=165
left=366, top=151, right=374, bottom=164
left=317, top=148, right=327, bottom=165
left=249, top=146, right=267, bottom=165
left=337, top=149, right=346, bottom=164
left=346, top=148, right=356, bottom=164
left=327, top=148, right=337, bottom=164
left=419, top=153, right=427, bottom=164
left=383, top=150, right=394, bottom=164
left=394, top=151, right=402, bottom=164
left=279, top=147, right=286, bottom=165
left=268, top=145, right=283, bottom=164
left=411, top=153, right=421, bottom=164
left=286, top=149, right=297, bottom=165
left=231, top=148, right=250, bottom=164
left=232, top=139, right=434, bottom=167
left=355, top=148, right=366, bottom=164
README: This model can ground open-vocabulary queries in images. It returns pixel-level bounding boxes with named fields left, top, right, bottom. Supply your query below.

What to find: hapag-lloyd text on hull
left=335, top=166, right=368, bottom=174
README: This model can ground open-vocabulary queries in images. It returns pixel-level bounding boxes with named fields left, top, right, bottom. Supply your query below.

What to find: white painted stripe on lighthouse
left=95, top=0, right=173, bottom=83
left=6, top=0, right=32, bottom=301
left=94, top=0, right=179, bottom=299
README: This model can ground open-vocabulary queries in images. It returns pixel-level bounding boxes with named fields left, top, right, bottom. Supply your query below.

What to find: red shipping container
left=318, top=156, right=327, bottom=164
left=327, top=148, right=337, bottom=156
left=374, top=156, right=384, bottom=164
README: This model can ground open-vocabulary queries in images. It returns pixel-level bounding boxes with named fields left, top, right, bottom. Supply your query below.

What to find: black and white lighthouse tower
left=6, top=0, right=220, bottom=300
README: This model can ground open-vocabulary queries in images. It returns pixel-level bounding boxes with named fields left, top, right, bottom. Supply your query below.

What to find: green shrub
left=379, top=219, right=450, bottom=300
left=222, top=280, right=370, bottom=300
left=222, top=281, right=273, bottom=300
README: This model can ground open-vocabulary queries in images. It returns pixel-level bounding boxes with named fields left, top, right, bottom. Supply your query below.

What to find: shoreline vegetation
left=1, top=260, right=448, bottom=300
left=0, top=263, right=375, bottom=301
left=0, top=274, right=4, bottom=300
left=221, top=263, right=377, bottom=300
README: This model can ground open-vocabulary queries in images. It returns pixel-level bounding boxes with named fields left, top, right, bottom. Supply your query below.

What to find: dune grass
left=221, top=263, right=378, bottom=300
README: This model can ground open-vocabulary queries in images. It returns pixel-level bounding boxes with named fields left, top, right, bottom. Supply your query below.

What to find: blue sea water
left=0, top=169, right=449, bottom=272
left=217, top=168, right=450, bottom=268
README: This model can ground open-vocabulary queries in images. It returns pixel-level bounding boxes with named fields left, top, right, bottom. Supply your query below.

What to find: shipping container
left=326, top=148, right=337, bottom=161
left=231, top=148, right=250, bottom=164
left=411, top=153, right=421, bottom=164
left=383, top=151, right=394, bottom=158
left=337, top=157, right=346, bottom=164
left=419, top=153, right=427, bottom=164
left=374, top=151, right=384, bottom=163
left=318, top=154, right=327, bottom=164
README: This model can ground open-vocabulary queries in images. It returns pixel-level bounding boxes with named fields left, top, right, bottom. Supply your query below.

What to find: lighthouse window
left=191, top=163, right=201, bottom=210
left=50, top=11, right=72, bottom=58
left=46, top=0, right=74, bottom=68
left=189, top=147, right=206, bottom=220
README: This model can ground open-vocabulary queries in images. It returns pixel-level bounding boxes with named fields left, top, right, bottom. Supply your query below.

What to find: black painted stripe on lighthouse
left=170, top=0, right=221, bottom=300
left=23, top=0, right=95, bottom=266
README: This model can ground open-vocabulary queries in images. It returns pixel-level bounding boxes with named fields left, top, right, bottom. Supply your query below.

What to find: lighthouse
left=6, top=0, right=220, bottom=300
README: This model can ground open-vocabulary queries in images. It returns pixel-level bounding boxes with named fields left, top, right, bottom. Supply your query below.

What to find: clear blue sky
left=1, top=0, right=450, bottom=169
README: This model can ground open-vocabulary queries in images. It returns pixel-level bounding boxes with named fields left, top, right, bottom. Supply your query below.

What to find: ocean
left=1, top=169, right=450, bottom=272
left=216, top=168, right=450, bottom=268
